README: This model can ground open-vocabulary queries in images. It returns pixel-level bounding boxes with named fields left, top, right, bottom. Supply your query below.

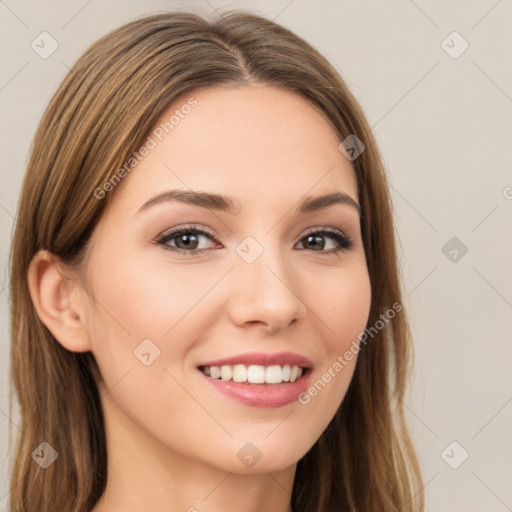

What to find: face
left=78, top=85, right=371, bottom=474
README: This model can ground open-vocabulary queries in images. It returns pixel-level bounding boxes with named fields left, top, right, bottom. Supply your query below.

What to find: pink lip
left=197, top=351, right=313, bottom=408
left=197, top=351, right=313, bottom=369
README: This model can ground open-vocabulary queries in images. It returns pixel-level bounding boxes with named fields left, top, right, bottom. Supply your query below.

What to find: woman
left=8, top=10, right=424, bottom=512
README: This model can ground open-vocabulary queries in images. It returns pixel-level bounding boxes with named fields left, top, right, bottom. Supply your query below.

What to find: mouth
left=196, top=352, right=313, bottom=408
left=198, top=363, right=308, bottom=384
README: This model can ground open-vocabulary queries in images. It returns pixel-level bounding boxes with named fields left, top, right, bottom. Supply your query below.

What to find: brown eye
left=297, top=228, right=353, bottom=254
left=156, top=226, right=217, bottom=254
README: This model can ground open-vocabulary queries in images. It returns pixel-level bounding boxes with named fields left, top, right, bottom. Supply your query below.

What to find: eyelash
left=155, top=224, right=354, bottom=256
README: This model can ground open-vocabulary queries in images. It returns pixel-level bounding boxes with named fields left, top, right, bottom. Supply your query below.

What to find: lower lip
left=200, top=371, right=311, bottom=408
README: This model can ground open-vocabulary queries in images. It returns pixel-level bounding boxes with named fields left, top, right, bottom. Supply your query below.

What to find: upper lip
left=197, top=351, right=313, bottom=369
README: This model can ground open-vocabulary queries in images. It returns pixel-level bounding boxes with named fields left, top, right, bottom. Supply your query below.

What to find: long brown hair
left=9, top=10, right=424, bottom=512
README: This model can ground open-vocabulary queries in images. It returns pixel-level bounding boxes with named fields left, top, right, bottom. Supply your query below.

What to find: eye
left=156, top=224, right=218, bottom=255
left=155, top=225, right=354, bottom=255
left=296, top=227, right=354, bottom=254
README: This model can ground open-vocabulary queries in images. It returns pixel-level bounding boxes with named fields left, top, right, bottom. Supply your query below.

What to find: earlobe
left=27, top=249, right=92, bottom=353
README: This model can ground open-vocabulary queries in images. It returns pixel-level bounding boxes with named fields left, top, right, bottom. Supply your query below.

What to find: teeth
left=232, top=364, right=247, bottom=382
left=220, top=365, right=232, bottom=381
left=282, top=364, right=291, bottom=382
left=200, top=364, right=305, bottom=384
left=247, top=365, right=265, bottom=383
left=266, top=365, right=283, bottom=384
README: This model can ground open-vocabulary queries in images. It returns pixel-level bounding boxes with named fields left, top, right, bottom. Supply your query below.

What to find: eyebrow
left=137, top=189, right=360, bottom=216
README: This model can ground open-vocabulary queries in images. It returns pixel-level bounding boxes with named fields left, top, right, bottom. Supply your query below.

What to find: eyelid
left=156, top=223, right=216, bottom=240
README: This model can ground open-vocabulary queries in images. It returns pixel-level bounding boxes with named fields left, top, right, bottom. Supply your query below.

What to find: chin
left=207, top=434, right=316, bottom=475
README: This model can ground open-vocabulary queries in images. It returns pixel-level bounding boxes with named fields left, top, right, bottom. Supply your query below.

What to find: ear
left=27, top=249, right=92, bottom=352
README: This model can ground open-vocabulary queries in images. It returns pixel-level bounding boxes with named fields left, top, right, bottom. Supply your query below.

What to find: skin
left=28, top=85, right=372, bottom=512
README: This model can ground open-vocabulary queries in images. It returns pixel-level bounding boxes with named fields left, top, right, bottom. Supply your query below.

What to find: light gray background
left=1, top=1, right=511, bottom=510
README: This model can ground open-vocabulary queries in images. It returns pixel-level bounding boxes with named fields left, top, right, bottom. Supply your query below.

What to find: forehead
left=110, top=84, right=358, bottom=216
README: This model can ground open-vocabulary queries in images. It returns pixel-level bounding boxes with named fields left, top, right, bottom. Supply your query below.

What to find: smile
left=196, top=352, right=313, bottom=407
left=199, top=364, right=305, bottom=384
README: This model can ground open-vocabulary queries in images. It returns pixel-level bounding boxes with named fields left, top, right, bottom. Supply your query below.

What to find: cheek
left=82, top=255, right=214, bottom=449
left=86, top=253, right=218, bottom=341
left=296, top=261, right=371, bottom=419
left=314, top=260, right=372, bottom=353
left=84, top=252, right=233, bottom=402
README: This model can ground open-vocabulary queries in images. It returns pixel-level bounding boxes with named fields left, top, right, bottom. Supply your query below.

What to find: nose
left=226, top=241, right=304, bottom=333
